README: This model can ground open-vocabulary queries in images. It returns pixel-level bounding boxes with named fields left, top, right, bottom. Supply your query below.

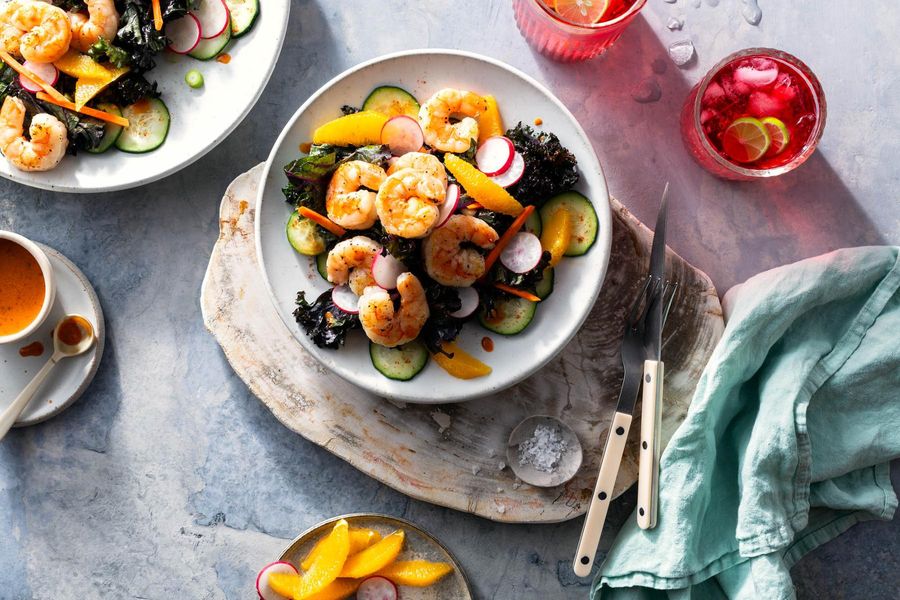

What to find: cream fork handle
left=573, top=411, right=632, bottom=577
left=637, top=360, right=664, bottom=530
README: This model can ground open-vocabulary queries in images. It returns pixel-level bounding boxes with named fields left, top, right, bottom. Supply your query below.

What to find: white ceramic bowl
left=0, top=0, right=290, bottom=193
left=256, top=50, right=611, bottom=403
left=0, top=231, right=56, bottom=344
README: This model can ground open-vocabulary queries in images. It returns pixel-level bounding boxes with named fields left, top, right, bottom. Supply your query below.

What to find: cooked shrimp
left=69, top=0, right=119, bottom=52
left=0, top=0, right=71, bottom=63
left=422, top=214, right=499, bottom=287
left=375, top=168, right=445, bottom=239
left=0, top=96, right=67, bottom=172
left=387, top=152, right=448, bottom=189
left=326, top=236, right=381, bottom=296
left=325, top=161, right=386, bottom=230
left=418, top=88, right=488, bottom=153
left=358, top=272, right=429, bottom=347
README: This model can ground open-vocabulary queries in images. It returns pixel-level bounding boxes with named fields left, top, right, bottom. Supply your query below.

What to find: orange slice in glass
left=552, top=0, right=611, bottom=25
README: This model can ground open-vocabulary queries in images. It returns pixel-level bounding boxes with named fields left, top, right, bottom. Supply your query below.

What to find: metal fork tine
left=627, top=276, right=653, bottom=326
left=662, top=281, right=678, bottom=325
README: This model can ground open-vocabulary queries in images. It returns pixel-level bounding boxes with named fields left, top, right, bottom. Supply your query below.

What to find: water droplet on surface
left=741, top=0, right=762, bottom=25
left=667, top=16, right=684, bottom=30
left=668, top=40, right=695, bottom=67
left=631, top=78, right=662, bottom=103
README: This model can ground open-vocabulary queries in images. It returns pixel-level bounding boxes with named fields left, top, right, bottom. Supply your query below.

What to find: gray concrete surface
left=1, top=1, right=898, bottom=598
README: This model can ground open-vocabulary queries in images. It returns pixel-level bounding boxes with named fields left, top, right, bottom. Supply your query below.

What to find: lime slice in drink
left=722, top=117, right=771, bottom=163
left=760, top=116, right=791, bottom=156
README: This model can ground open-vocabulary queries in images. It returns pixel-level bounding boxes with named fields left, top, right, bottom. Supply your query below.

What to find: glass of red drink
left=513, top=0, right=648, bottom=62
left=680, top=48, right=826, bottom=180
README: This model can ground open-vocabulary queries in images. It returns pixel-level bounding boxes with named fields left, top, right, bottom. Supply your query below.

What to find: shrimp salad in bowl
left=282, top=85, right=599, bottom=382
left=0, top=0, right=259, bottom=172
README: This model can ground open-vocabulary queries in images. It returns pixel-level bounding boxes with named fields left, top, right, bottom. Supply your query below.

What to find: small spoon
left=0, top=315, right=95, bottom=440
left=507, top=415, right=583, bottom=488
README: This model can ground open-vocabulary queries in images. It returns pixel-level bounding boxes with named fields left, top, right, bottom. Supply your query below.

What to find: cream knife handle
left=573, top=411, right=632, bottom=577
left=637, top=359, right=664, bottom=530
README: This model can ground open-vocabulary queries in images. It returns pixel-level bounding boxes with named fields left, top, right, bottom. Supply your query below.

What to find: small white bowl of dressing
left=0, top=230, right=56, bottom=345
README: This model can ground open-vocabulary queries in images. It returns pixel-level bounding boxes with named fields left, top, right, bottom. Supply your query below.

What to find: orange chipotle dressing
left=534, top=117, right=543, bottom=126
left=0, top=239, right=45, bottom=335
left=18, top=341, right=43, bottom=357
left=131, top=98, right=151, bottom=114
left=216, top=53, right=231, bottom=64
left=481, top=336, right=494, bottom=352
left=57, top=315, right=89, bottom=346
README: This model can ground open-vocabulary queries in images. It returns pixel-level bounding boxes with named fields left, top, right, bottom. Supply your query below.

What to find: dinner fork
left=573, top=275, right=659, bottom=577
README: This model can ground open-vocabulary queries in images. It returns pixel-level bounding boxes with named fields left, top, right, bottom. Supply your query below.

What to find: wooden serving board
left=201, top=164, right=724, bottom=523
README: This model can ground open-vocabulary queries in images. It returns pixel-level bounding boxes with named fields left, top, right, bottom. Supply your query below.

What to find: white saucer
left=0, top=243, right=105, bottom=426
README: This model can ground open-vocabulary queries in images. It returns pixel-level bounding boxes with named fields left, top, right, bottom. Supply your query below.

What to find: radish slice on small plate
left=165, top=13, right=202, bottom=54
left=19, top=61, right=58, bottom=93
left=489, top=151, right=525, bottom=188
left=435, top=183, right=460, bottom=228
left=256, top=561, right=297, bottom=600
left=372, top=252, right=407, bottom=290
left=475, top=136, right=515, bottom=176
left=381, top=115, right=424, bottom=156
left=331, top=285, right=360, bottom=314
left=450, top=286, right=479, bottom=319
left=357, top=576, right=399, bottom=600
left=191, top=0, right=230, bottom=39
left=500, top=231, right=543, bottom=273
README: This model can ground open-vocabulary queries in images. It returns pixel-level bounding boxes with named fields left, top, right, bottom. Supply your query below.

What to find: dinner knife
left=636, top=183, right=669, bottom=530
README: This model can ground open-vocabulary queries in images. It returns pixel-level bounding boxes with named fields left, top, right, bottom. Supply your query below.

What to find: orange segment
left=338, top=530, right=404, bottom=579
left=540, top=208, right=572, bottom=266
left=295, top=519, right=351, bottom=598
left=304, top=578, right=361, bottom=600
left=301, top=528, right=382, bottom=571
left=312, top=111, right=389, bottom=146
left=553, top=0, right=611, bottom=24
left=477, top=94, right=504, bottom=143
left=444, top=154, right=524, bottom=216
left=432, top=341, right=492, bottom=379
left=376, top=560, right=454, bottom=587
left=268, top=572, right=300, bottom=598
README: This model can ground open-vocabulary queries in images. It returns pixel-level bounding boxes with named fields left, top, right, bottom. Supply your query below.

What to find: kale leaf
left=490, top=251, right=552, bottom=289
left=340, top=105, right=360, bottom=115
left=98, top=72, right=160, bottom=106
left=293, top=289, right=360, bottom=349
left=51, top=0, right=86, bottom=10
left=282, top=144, right=391, bottom=212
left=420, top=281, right=464, bottom=354
left=87, top=38, right=131, bottom=68
left=116, top=0, right=197, bottom=72
left=505, top=122, right=578, bottom=205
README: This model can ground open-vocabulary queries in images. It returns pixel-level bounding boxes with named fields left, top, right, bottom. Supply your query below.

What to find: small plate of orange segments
left=258, top=513, right=472, bottom=600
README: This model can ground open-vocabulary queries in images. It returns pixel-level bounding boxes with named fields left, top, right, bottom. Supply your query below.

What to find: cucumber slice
left=87, top=103, right=122, bottom=154
left=224, top=0, right=259, bottom=37
left=479, top=296, right=537, bottom=335
left=286, top=211, right=326, bottom=256
left=524, top=208, right=542, bottom=237
left=370, top=340, right=428, bottom=381
left=188, top=14, right=232, bottom=59
left=535, top=267, right=554, bottom=300
left=539, top=191, right=598, bottom=256
left=114, top=98, right=170, bottom=153
left=362, top=85, right=420, bottom=118
left=316, top=252, right=328, bottom=280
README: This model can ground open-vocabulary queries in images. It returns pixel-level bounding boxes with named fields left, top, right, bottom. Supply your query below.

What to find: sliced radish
left=500, top=231, right=543, bottom=273
left=371, top=252, right=407, bottom=289
left=331, top=285, right=360, bottom=314
left=436, top=183, right=460, bottom=228
left=256, top=562, right=297, bottom=600
left=357, top=576, right=399, bottom=600
left=381, top=115, right=424, bottom=156
left=476, top=136, right=515, bottom=176
left=165, top=13, right=202, bottom=54
left=489, top=152, right=525, bottom=188
left=19, top=61, right=58, bottom=93
left=450, top=286, right=480, bottom=318
left=191, top=0, right=230, bottom=39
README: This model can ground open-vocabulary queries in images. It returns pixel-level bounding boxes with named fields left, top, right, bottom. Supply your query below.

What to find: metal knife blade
left=645, top=183, right=669, bottom=361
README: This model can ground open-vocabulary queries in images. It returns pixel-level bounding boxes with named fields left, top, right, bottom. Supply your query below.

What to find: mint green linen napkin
left=592, top=246, right=900, bottom=600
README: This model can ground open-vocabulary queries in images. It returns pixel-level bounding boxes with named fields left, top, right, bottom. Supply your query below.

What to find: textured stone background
left=1, top=1, right=898, bottom=598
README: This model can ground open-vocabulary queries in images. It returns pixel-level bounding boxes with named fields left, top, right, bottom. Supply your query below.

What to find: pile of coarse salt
left=518, top=423, right=568, bottom=473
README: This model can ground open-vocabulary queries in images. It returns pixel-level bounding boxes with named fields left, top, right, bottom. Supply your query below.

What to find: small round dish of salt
left=507, top=415, right=583, bottom=488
